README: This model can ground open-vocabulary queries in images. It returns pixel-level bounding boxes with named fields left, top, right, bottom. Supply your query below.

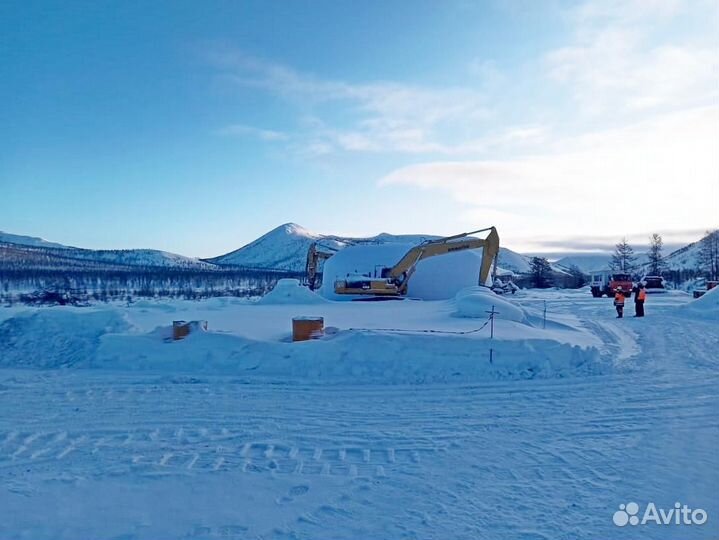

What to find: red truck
left=589, top=271, right=633, bottom=298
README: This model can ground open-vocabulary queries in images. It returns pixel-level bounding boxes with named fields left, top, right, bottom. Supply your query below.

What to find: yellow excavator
left=333, top=226, right=500, bottom=297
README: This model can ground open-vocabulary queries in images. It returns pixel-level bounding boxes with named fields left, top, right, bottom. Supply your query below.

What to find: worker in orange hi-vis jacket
left=634, top=283, right=647, bottom=317
left=614, top=286, right=626, bottom=318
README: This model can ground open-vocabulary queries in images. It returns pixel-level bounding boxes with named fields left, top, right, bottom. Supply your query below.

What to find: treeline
left=0, top=267, right=303, bottom=305
left=0, top=242, right=211, bottom=270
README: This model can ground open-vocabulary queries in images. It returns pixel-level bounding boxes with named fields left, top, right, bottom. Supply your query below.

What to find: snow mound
left=257, top=279, right=328, bottom=305
left=683, top=286, right=719, bottom=318
left=454, top=286, right=528, bottom=322
left=320, top=244, right=494, bottom=300
left=93, top=328, right=603, bottom=382
left=0, top=309, right=133, bottom=368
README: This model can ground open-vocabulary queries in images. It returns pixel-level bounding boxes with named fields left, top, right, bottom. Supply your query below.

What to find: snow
left=664, top=239, right=703, bottom=270
left=682, top=285, right=719, bottom=318
left=454, top=286, right=528, bottom=322
left=0, top=309, right=133, bottom=368
left=209, top=222, right=533, bottom=281
left=1, top=241, right=216, bottom=270
left=1, top=289, right=717, bottom=539
left=555, top=253, right=613, bottom=273
left=257, top=278, right=328, bottom=305
left=0, top=293, right=602, bottom=381
left=319, top=243, right=497, bottom=300
left=0, top=230, right=70, bottom=249
left=209, top=223, right=333, bottom=270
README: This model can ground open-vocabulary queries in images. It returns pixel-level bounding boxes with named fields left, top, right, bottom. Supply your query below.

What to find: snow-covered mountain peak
left=278, top=222, right=317, bottom=238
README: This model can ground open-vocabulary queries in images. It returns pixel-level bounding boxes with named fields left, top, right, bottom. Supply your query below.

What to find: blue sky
left=1, top=0, right=717, bottom=257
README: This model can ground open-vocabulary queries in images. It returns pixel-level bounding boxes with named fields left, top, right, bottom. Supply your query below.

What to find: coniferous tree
left=699, top=229, right=719, bottom=280
left=567, top=264, right=587, bottom=288
left=529, top=256, right=553, bottom=288
left=647, top=233, right=666, bottom=276
left=610, top=237, right=637, bottom=274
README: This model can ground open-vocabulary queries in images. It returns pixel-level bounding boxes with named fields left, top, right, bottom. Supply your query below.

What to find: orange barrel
left=172, top=320, right=208, bottom=340
left=292, top=316, right=324, bottom=342
left=172, top=321, right=190, bottom=340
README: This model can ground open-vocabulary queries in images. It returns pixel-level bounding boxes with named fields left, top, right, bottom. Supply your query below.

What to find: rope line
left=347, top=314, right=493, bottom=336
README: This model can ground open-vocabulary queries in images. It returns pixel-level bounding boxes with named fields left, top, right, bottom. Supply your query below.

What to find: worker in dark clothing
left=634, top=283, right=647, bottom=317
left=614, top=286, right=625, bottom=318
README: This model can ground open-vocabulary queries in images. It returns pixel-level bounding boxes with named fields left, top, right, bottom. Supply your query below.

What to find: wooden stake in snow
left=485, top=305, right=499, bottom=364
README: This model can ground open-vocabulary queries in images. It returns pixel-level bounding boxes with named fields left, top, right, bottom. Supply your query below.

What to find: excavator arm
left=388, top=227, right=499, bottom=294
left=334, top=226, right=500, bottom=297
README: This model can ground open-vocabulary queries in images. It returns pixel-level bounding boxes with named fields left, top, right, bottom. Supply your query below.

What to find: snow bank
left=320, top=243, right=493, bottom=300
left=454, top=286, right=528, bottom=323
left=0, top=291, right=608, bottom=382
left=682, top=286, right=719, bottom=318
left=257, top=279, right=328, bottom=305
left=0, top=309, right=132, bottom=368
left=94, top=328, right=602, bottom=382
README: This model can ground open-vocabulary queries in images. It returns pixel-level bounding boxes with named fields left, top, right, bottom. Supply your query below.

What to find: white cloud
left=207, top=48, right=492, bottom=155
left=204, top=2, right=718, bottom=246
left=380, top=106, right=719, bottom=245
left=569, top=0, right=685, bottom=25
left=546, top=0, right=719, bottom=116
left=216, top=124, right=288, bottom=141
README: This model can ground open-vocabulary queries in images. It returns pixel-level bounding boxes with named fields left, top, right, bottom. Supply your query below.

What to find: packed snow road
left=0, top=290, right=716, bottom=539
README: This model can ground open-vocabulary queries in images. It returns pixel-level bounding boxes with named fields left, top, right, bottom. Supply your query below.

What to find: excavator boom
left=334, top=226, right=500, bottom=296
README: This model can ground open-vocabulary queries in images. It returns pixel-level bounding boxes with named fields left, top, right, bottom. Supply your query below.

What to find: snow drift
left=257, top=279, right=328, bottom=305
left=454, top=286, right=528, bottom=322
left=682, top=286, right=719, bottom=318
left=0, top=309, right=132, bottom=368
left=0, top=300, right=604, bottom=382
left=94, top=328, right=603, bottom=382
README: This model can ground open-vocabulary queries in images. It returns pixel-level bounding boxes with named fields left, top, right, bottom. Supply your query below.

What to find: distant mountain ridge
left=553, top=238, right=706, bottom=274
left=0, top=231, right=71, bottom=250
left=0, top=234, right=215, bottom=271
left=1, top=224, right=706, bottom=276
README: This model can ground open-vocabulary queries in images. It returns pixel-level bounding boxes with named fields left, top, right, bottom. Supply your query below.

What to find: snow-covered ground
left=0, top=288, right=717, bottom=539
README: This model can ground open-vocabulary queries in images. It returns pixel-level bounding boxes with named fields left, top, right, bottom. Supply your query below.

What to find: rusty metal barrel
left=292, top=316, right=324, bottom=342
left=172, top=320, right=207, bottom=341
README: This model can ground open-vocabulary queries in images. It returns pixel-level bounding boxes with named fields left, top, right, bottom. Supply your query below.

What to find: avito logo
left=613, top=502, right=708, bottom=527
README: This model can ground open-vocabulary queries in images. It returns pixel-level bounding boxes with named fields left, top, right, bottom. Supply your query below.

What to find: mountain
left=208, top=223, right=337, bottom=270
left=554, top=253, right=613, bottom=273
left=209, top=222, right=534, bottom=274
left=497, top=249, right=532, bottom=274
left=5, top=223, right=706, bottom=276
left=0, top=231, right=71, bottom=250
left=0, top=237, right=216, bottom=271
left=663, top=240, right=703, bottom=270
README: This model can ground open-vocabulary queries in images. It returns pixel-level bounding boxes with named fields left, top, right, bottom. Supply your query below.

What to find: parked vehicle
left=693, top=279, right=719, bottom=299
left=640, top=275, right=667, bottom=293
left=589, top=271, right=633, bottom=298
